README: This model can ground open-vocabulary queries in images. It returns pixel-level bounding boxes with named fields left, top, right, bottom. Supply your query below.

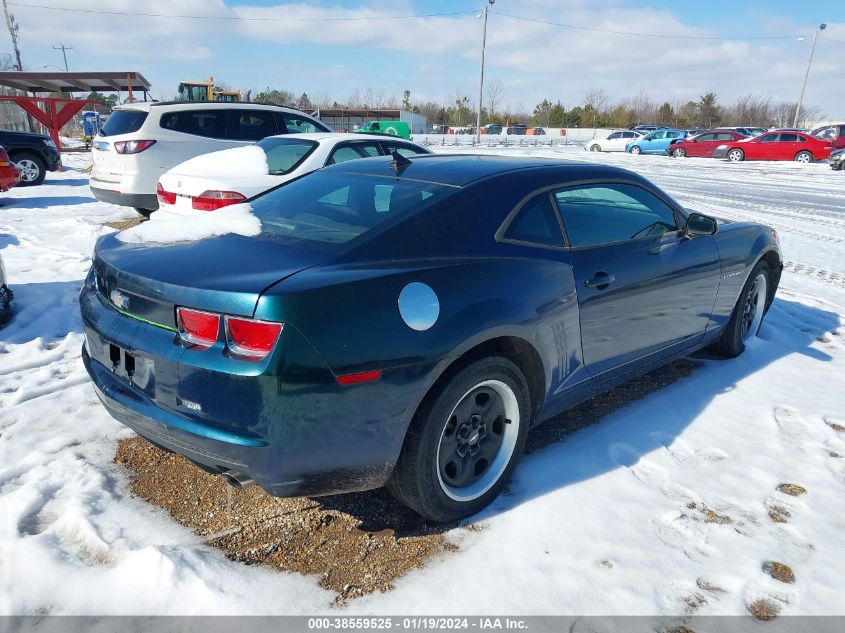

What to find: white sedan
left=155, top=133, right=431, bottom=215
left=584, top=130, right=645, bottom=152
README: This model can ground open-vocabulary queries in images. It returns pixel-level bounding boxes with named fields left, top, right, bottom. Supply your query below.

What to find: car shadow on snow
left=0, top=232, right=19, bottom=249
left=315, top=296, right=840, bottom=534
left=2, top=195, right=95, bottom=209
left=43, top=177, right=91, bottom=188
left=0, top=279, right=84, bottom=345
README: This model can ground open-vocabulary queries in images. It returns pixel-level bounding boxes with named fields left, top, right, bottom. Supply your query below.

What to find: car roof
left=113, top=101, right=311, bottom=114
left=262, top=132, right=421, bottom=144
left=327, top=154, right=636, bottom=188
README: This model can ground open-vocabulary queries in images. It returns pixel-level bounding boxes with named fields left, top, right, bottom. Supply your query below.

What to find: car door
left=745, top=132, right=777, bottom=159
left=643, top=131, right=665, bottom=153
left=774, top=133, right=800, bottom=160
left=614, top=132, right=637, bottom=151
left=687, top=133, right=715, bottom=157
left=603, top=132, right=622, bottom=150
left=553, top=183, right=721, bottom=379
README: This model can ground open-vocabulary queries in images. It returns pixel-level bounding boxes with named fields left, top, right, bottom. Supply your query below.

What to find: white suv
left=90, top=102, right=331, bottom=216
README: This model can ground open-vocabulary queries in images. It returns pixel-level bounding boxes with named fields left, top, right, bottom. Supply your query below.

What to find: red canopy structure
left=0, top=96, right=91, bottom=149
left=0, top=71, right=152, bottom=152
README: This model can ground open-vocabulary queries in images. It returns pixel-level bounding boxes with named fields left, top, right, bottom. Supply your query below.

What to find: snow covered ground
left=0, top=149, right=843, bottom=616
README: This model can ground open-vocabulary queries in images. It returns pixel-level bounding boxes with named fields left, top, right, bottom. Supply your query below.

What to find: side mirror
left=685, top=212, right=718, bottom=237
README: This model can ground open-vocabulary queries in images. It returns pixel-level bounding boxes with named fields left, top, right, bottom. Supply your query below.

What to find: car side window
left=607, top=132, right=621, bottom=139
left=554, top=184, right=679, bottom=248
left=159, top=109, right=227, bottom=139
left=326, top=143, right=381, bottom=165
left=839, top=127, right=845, bottom=138
left=501, top=193, right=565, bottom=247
left=759, top=133, right=778, bottom=143
left=651, top=131, right=666, bottom=140
left=716, top=133, right=736, bottom=141
left=228, top=110, right=278, bottom=141
left=696, top=134, right=715, bottom=141
left=779, top=133, right=799, bottom=142
left=384, top=143, right=427, bottom=157
left=277, top=112, right=328, bottom=134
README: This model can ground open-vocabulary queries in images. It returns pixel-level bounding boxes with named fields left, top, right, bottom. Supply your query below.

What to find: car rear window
left=256, top=137, right=318, bottom=175
left=249, top=170, right=455, bottom=249
left=100, top=110, right=148, bottom=137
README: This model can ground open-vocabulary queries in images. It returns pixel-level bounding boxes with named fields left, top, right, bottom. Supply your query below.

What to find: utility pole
left=793, top=23, right=826, bottom=128
left=53, top=42, right=73, bottom=71
left=475, top=0, right=494, bottom=145
left=2, top=0, right=22, bottom=70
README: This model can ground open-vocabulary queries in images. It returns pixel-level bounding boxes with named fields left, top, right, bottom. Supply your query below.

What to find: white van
left=90, top=102, right=331, bottom=216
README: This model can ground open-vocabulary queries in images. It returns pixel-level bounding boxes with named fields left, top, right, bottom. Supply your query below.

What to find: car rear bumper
left=830, top=155, right=844, bottom=170
left=0, top=164, right=20, bottom=191
left=90, top=185, right=158, bottom=211
left=80, top=278, right=421, bottom=497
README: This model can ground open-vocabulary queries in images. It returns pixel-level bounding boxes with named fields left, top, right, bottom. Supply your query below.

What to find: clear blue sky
left=6, top=1, right=844, bottom=117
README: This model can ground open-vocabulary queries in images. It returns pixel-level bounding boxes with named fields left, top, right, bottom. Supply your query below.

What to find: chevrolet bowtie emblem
left=110, top=289, right=130, bottom=310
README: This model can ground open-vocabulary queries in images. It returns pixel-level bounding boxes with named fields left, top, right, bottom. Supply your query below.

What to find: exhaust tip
left=221, top=470, right=255, bottom=489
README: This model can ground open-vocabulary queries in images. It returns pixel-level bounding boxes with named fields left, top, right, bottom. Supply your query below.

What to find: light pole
left=475, top=0, right=494, bottom=145
left=793, top=23, right=826, bottom=128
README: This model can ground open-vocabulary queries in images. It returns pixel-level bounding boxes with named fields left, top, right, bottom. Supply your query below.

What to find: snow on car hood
left=116, top=203, right=261, bottom=245
left=167, top=145, right=269, bottom=177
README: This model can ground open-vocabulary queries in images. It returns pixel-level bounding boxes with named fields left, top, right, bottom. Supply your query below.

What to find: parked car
left=811, top=123, right=845, bottom=152
left=482, top=124, right=503, bottom=135
left=0, top=251, right=11, bottom=324
left=528, top=127, right=546, bottom=136
left=431, top=124, right=450, bottom=134
left=586, top=130, right=644, bottom=152
left=156, top=133, right=431, bottom=216
left=829, top=148, right=844, bottom=171
left=625, top=129, right=688, bottom=155
left=0, top=129, right=62, bottom=186
left=629, top=125, right=664, bottom=133
left=90, top=102, right=331, bottom=217
left=506, top=124, right=528, bottom=135
left=0, top=145, right=23, bottom=191
left=713, top=131, right=834, bottom=163
left=81, top=154, right=782, bottom=522
left=354, top=120, right=411, bottom=140
left=720, top=126, right=767, bottom=137
left=669, top=130, right=749, bottom=158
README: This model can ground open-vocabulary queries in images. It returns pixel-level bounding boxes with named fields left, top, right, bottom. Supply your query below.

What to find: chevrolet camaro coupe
left=81, top=155, right=782, bottom=521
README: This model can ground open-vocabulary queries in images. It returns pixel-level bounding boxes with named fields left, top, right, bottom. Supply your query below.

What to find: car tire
left=589, top=144, right=601, bottom=152
left=630, top=146, right=642, bottom=155
left=727, top=148, right=744, bottom=162
left=134, top=208, right=154, bottom=219
left=711, top=261, right=770, bottom=358
left=672, top=147, right=686, bottom=157
left=13, top=152, right=46, bottom=186
left=794, top=151, right=813, bottom=164
left=387, top=356, right=531, bottom=522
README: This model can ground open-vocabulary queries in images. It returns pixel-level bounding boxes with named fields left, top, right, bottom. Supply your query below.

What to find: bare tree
left=486, top=79, right=504, bottom=118
left=584, top=88, right=609, bottom=115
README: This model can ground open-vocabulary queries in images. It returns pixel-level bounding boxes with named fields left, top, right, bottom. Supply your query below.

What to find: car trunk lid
left=93, top=232, right=329, bottom=329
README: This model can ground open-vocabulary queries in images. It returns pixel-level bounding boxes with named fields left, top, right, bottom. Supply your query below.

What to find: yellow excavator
left=177, top=77, right=242, bottom=102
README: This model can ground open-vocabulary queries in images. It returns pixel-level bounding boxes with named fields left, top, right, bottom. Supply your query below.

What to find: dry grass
left=686, top=501, right=732, bottom=524
left=763, top=561, right=796, bottom=584
left=748, top=598, right=781, bottom=621
left=767, top=505, right=791, bottom=523
left=826, top=422, right=845, bottom=432
left=776, top=483, right=807, bottom=497
left=103, top=216, right=144, bottom=231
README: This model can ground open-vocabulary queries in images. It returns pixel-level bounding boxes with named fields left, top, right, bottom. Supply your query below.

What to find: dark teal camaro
left=81, top=155, right=782, bottom=521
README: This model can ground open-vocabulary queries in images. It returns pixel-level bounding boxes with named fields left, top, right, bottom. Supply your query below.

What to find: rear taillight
left=156, top=182, right=176, bottom=205
left=114, top=140, right=156, bottom=154
left=177, top=307, right=220, bottom=349
left=225, top=317, right=283, bottom=360
left=192, top=190, right=246, bottom=211
left=176, top=307, right=282, bottom=360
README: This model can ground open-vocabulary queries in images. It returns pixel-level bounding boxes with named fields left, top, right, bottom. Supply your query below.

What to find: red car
left=670, top=130, right=748, bottom=158
left=811, top=122, right=845, bottom=152
left=713, top=131, right=833, bottom=163
left=0, top=145, right=22, bottom=192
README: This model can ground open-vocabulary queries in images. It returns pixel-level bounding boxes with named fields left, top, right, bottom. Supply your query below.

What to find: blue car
left=626, top=129, right=688, bottom=155
left=81, top=155, right=782, bottom=522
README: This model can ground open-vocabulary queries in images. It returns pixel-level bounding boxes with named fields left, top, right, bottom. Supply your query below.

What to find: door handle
left=585, top=272, right=616, bottom=289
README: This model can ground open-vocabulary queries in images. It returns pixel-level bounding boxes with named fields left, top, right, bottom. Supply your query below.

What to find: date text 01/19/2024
left=307, top=617, right=528, bottom=630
